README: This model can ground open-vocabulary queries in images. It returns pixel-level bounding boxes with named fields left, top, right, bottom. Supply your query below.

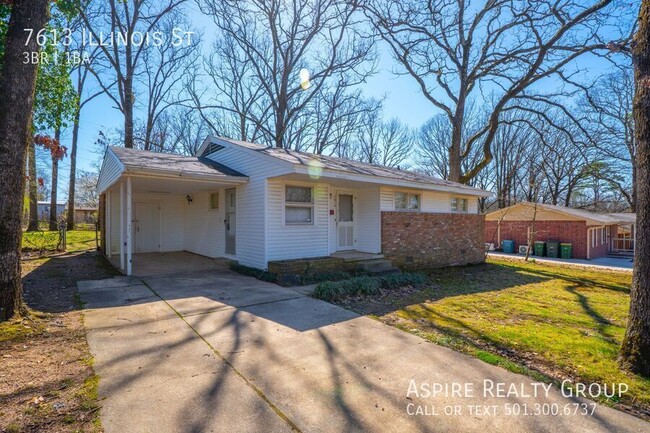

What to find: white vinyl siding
left=184, top=191, right=224, bottom=257
left=355, top=187, right=381, bottom=253
left=207, top=144, right=291, bottom=269
left=380, top=187, right=478, bottom=214
left=266, top=179, right=329, bottom=261
left=97, top=149, right=124, bottom=194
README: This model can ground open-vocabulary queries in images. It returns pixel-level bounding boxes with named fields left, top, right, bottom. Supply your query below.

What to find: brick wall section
left=268, top=257, right=361, bottom=286
left=381, top=212, right=485, bottom=270
left=483, top=220, right=615, bottom=259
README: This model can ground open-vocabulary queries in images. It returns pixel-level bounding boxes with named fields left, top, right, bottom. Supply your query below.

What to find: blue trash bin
left=502, top=240, right=515, bottom=254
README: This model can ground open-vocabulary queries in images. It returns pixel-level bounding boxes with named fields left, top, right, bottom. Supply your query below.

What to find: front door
left=225, top=188, right=236, bottom=254
left=337, top=193, right=354, bottom=250
left=134, top=202, right=160, bottom=253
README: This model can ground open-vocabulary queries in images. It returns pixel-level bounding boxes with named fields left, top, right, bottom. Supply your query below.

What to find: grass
left=22, top=229, right=98, bottom=253
left=0, top=313, right=48, bottom=344
left=360, top=258, right=649, bottom=412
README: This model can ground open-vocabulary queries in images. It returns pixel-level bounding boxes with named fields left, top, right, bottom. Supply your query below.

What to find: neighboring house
left=37, top=201, right=66, bottom=221
left=485, top=202, right=636, bottom=259
left=96, top=136, right=491, bottom=276
left=74, top=206, right=98, bottom=223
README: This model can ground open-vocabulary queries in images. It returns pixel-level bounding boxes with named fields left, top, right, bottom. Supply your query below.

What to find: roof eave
left=122, top=165, right=249, bottom=183
left=293, top=165, right=493, bottom=197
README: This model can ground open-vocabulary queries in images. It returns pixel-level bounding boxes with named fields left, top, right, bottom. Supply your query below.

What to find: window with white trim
left=451, top=197, right=468, bottom=213
left=394, top=192, right=420, bottom=211
left=285, top=185, right=313, bottom=224
left=209, top=192, right=219, bottom=210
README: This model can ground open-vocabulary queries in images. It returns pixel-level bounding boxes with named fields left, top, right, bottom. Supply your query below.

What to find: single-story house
left=37, top=201, right=66, bottom=221
left=96, top=136, right=492, bottom=276
left=74, top=206, right=98, bottom=223
left=485, top=202, right=636, bottom=259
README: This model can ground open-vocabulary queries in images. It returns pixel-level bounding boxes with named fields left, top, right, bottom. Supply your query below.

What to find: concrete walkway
left=79, top=270, right=646, bottom=433
left=489, top=252, right=633, bottom=271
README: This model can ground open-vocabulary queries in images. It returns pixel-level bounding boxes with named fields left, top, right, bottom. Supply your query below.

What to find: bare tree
left=619, top=0, right=650, bottom=377
left=587, top=69, right=636, bottom=210
left=361, top=0, right=634, bottom=183
left=196, top=0, right=376, bottom=151
left=356, top=111, right=413, bottom=167
left=75, top=170, right=99, bottom=208
left=138, top=13, right=200, bottom=151
left=66, top=19, right=103, bottom=230
left=78, top=0, right=189, bottom=148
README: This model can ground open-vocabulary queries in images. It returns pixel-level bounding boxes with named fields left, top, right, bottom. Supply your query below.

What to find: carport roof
left=110, top=146, right=246, bottom=178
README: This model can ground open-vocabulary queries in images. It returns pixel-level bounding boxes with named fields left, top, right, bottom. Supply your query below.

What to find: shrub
left=379, top=273, right=428, bottom=289
left=313, top=272, right=428, bottom=302
left=229, top=263, right=277, bottom=283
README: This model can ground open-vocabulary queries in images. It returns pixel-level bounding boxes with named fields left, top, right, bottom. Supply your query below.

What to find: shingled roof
left=111, top=146, right=245, bottom=178
left=218, top=138, right=489, bottom=196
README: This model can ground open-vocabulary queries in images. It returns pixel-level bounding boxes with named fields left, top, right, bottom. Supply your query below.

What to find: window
left=209, top=193, right=219, bottom=210
left=285, top=185, right=313, bottom=224
left=394, top=192, right=420, bottom=211
left=451, top=197, right=468, bottom=213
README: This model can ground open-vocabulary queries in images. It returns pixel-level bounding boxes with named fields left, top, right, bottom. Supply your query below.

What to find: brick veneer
left=268, top=257, right=361, bottom=286
left=484, top=220, right=612, bottom=259
left=381, top=212, right=485, bottom=270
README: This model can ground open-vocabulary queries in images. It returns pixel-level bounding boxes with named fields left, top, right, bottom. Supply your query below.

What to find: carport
left=107, top=251, right=232, bottom=277
left=97, top=147, right=248, bottom=276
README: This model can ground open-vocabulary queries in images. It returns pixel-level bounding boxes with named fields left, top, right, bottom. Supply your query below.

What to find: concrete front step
left=359, top=259, right=401, bottom=275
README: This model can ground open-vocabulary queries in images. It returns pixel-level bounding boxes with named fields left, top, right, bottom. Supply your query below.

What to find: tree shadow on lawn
left=22, top=251, right=120, bottom=313
left=344, top=262, right=550, bottom=316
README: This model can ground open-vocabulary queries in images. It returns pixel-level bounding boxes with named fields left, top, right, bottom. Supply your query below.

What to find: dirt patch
left=0, top=251, right=119, bottom=432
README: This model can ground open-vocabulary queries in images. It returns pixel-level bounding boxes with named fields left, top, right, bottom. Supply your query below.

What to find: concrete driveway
left=79, top=269, right=647, bottom=433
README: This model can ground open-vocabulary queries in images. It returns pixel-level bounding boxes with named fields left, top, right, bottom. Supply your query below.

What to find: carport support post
left=126, top=176, right=132, bottom=276
left=106, top=191, right=111, bottom=258
left=120, top=182, right=125, bottom=270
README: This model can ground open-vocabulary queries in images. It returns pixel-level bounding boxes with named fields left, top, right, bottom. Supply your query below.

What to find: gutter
left=292, top=165, right=493, bottom=198
left=123, top=165, right=249, bottom=183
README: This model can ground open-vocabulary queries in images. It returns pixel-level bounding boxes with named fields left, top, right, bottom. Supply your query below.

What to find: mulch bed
left=0, top=251, right=119, bottom=433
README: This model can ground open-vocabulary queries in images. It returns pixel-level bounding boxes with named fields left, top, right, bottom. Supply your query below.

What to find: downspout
left=497, top=221, right=501, bottom=249
left=586, top=227, right=592, bottom=259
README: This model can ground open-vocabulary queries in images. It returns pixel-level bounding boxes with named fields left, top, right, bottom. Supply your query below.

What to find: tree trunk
left=0, top=0, right=50, bottom=321
left=620, top=0, right=650, bottom=376
left=48, top=128, right=60, bottom=231
left=27, top=141, right=39, bottom=231
left=66, top=109, right=80, bottom=230
left=123, top=65, right=134, bottom=148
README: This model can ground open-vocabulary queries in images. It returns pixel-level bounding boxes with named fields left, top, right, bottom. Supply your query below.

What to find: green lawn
left=364, top=258, right=649, bottom=412
left=22, top=229, right=98, bottom=253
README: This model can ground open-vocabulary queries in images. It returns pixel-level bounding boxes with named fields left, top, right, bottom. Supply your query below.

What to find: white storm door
left=337, top=193, right=354, bottom=250
left=134, top=202, right=161, bottom=253
left=225, top=188, right=236, bottom=254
